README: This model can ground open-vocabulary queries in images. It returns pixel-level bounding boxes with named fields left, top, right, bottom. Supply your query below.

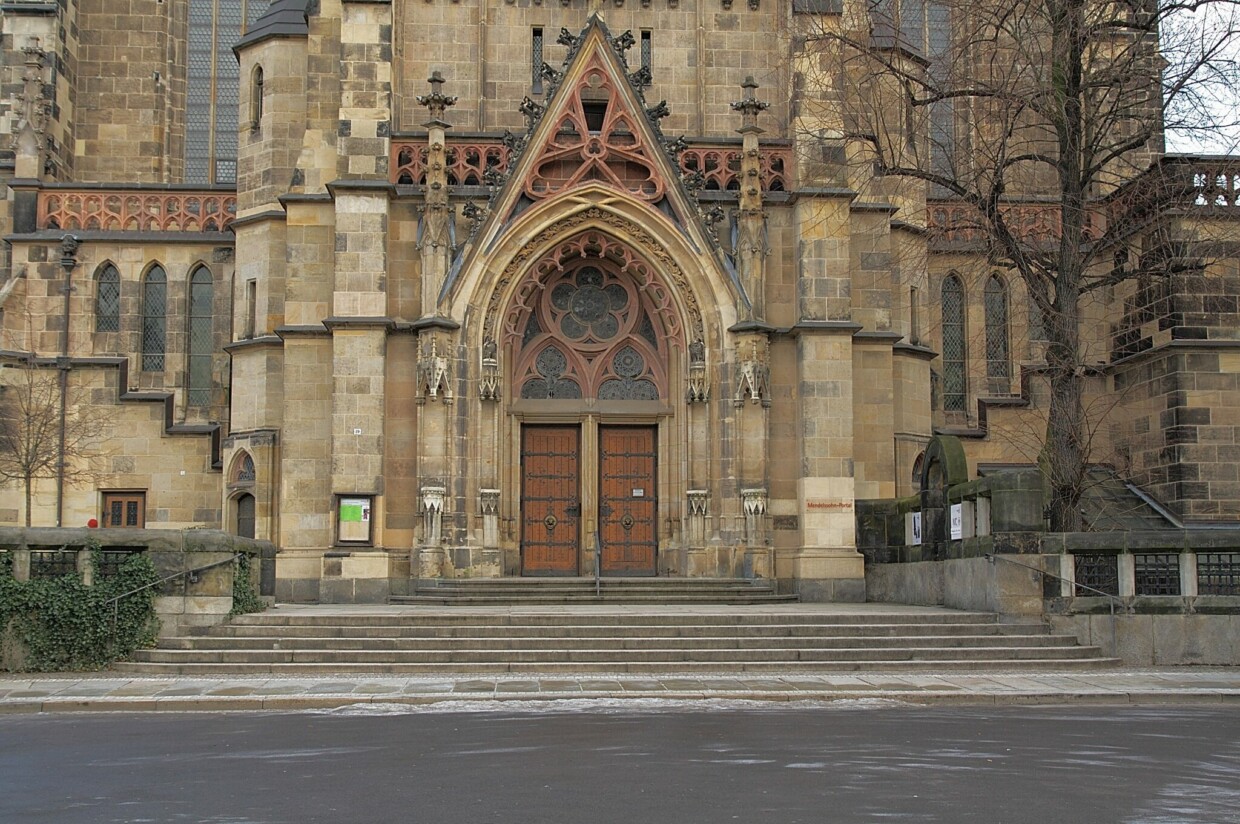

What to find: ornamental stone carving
left=480, top=488, right=501, bottom=548
left=741, top=487, right=767, bottom=547
left=479, top=338, right=500, bottom=401
left=417, top=337, right=453, bottom=403
left=421, top=484, right=446, bottom=547
left=687, top=339, right=709, bottom=403
left=734, top=339, right=770, bottom=407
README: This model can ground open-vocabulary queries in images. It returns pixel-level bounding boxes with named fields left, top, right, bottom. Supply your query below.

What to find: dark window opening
left=532, top=27, right=544, bottom=95
left=583, top=100, right=608, bottom=133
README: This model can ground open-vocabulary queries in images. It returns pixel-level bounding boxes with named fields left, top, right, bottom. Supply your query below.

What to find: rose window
left=513, top=260, right=668, bottom=401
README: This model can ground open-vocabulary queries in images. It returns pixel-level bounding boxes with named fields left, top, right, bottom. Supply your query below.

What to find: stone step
left=112, top=657, right=1122, bottom=676
left=158, top=633, right=1079, bottom=651
left=392, top=595, right=801, bottom=605
left=129, top=643, right=1103, bottom=665
left=205, top=622, right=1053, bottom=640
left=223, top=612, right=1003, bottom=628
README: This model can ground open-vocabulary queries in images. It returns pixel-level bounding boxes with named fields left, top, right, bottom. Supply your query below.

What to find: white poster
left=911, top=512, right=922, bottom=545
left=949, top=504, right=963, bottom=540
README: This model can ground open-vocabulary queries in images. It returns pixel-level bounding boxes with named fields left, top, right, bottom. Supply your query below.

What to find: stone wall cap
left=275, top=324, right=329, bottom=338
left=891, top=219, right=930, bottom=236
left=223, top=335, right=284, bottom=353
left=787, top=321, right=865, bottom=335
left=853, top=330, right=904, bottom=343
left=792, top=187, right=858, bottom=200
left=851, top=200, right=901, bottom=214
left=406, top=316, right=462, bottom=332
left=279, top=192, right=333, bottom=206
left=323, top=316, right=396, bottom=330
left=231, top=209, right=287, bottom=229
left=326, top=179, right=397, bottom=199
left=893, top=341, right=939, bottom=359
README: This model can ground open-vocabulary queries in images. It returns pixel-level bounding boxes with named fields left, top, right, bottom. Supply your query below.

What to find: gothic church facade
left=0, top=0, right=1236, bottom=602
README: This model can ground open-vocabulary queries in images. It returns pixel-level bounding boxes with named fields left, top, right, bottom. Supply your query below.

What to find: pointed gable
left=524, top=48, right=666, bottom=203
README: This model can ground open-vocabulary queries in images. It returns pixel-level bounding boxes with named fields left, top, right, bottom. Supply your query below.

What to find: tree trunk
left=24, top=477, right=32, bottom=528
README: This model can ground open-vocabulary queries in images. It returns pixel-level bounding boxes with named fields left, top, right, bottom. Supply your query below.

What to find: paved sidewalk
left=1, top=669, right=1238, bottom=713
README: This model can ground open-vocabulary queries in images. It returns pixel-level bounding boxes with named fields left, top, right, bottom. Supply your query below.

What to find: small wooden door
left=102, top=492, right=146, bottom=528
left=599, top=426, right=657, bottom=575
left=236, top=493, right=256, bottom=539
left=521, top=425, right=581, bottom=575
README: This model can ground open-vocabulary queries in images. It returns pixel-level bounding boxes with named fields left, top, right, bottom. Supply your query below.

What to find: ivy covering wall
left=0, top=543, right=159, bottom=672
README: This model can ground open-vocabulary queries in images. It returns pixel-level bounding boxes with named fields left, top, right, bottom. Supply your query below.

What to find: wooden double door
left=520, top=424, right=658, bottom=576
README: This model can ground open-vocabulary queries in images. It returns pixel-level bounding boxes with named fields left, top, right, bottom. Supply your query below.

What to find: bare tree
left=0, top=357, right=110, bottom=527
left=795, top=0, right=1240, bottom=529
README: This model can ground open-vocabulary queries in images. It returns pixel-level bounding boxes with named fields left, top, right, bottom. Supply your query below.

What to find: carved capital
left=480, top=488, right=501, bottom=515
left=741, top=488, right=767, bottom=516
left=687, top=489, right=710, bottom=516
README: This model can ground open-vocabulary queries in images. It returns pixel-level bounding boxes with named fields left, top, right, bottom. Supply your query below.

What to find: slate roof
left=234, top=0, right=310, bottom=52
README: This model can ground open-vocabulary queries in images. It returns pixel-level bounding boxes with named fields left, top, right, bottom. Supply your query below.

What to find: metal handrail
left=594, top=532, right=602, bottom=597
left=103, top=552, right=245, bottom=626
left=985, top=552, right=1124, bottom=654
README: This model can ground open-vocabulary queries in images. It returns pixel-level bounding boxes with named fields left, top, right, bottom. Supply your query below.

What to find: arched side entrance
left=502, top=231, right=683, bottom=576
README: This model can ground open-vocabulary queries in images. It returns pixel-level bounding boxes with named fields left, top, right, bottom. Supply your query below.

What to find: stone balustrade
left=37, top=188, right=237, bottom=233
left=390, top=138, right=792, bottom=191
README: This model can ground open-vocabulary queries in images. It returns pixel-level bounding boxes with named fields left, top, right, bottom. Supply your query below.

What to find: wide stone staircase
left=115, top=604, right=1119, bottom=676
left=391, top=577, right=798, bottom=605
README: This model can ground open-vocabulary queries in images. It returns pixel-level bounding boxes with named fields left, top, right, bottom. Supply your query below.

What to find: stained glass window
left=941, top=274, right=965, bottom=411
left=142, top=266, right=166, bottom=372
left=95, top=264, right=120, bottom=333
left=984, top=274, right=1010, bottom=393
left=188, top=266, right=213, bottom=405
left=186, top=0, right=258, bottom=184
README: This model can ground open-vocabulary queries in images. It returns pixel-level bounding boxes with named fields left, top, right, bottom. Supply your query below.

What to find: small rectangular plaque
left=632, top=488, right=645, bottom=497
left=772, top=515, right=799, bottom=531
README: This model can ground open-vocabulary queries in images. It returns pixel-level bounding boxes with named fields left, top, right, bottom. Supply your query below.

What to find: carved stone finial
left=731, top=77, right=769, bottom=132
left=417, top=71, right=458, bottom=124
left=612, top=30, right=636, bottom=53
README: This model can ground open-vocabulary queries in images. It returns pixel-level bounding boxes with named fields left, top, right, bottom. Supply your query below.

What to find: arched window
left=512, top=261, right=669, bottom=401
left=141, top=265, right=167, bottom=372
left=250, top=66, right=264, bottom=127
left=188, top=266, right=214, bottom=405
left=984, top=274, right=1010, bottom=393
left=95, top=264, right=120, bottom=333
left=941, top=274, right=966, bottom=411
left=233, top=452, right=256, bottom=484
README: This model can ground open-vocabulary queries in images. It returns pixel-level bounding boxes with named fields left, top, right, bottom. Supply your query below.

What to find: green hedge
left=0, top=541, right=159, bottom=672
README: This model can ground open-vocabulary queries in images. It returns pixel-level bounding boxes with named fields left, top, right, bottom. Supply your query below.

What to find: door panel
left=599, top=426, right=657, bottom=575
left=521, top=425, right=581, bottom=575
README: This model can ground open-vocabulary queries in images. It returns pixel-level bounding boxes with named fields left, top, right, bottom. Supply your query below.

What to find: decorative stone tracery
left=507, top=249, right=673, bottom=400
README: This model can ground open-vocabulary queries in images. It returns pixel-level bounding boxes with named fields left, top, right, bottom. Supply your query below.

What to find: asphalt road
left=2, top=702, right=1238, bottom=824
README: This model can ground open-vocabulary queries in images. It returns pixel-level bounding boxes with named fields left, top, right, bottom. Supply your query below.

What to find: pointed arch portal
left=505, top=230, right=683, bottom=576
